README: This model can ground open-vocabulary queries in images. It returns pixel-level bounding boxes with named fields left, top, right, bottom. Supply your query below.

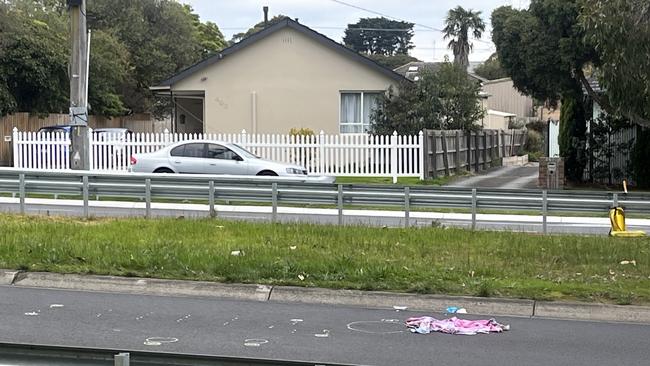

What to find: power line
left=327, top=0, right=443, bottom=32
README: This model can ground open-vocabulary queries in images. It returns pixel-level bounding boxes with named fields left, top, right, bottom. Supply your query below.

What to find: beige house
left=482, top=78, right=535, bottom=119
left=151, top=19, right=406, bottom=135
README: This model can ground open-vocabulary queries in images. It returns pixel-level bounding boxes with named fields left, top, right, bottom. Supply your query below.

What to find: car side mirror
left=234, top=155, right=244, bottom=162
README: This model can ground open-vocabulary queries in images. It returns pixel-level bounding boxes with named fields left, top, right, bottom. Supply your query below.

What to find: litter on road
left=406, top=316, right=510, bottom=335
left=445, top=306, right=467, bottom=314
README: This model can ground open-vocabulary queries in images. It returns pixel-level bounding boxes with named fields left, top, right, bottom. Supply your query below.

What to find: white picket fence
left=12, top=128, right=424, bottom=181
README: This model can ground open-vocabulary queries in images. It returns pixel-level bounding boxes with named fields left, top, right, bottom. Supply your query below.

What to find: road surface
left=0, top=286, right=648, bottom=366
left=448, top=164, right=540, bottom=189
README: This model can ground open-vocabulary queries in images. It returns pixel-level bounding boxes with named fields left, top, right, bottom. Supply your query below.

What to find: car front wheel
left=256, top=170, right=278, bottom=176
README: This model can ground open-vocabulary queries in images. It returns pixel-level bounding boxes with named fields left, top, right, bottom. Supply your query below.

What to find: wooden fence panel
left=423, top=129, right=528, bottom=179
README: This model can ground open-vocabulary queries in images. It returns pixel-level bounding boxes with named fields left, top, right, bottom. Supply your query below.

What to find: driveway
left=447, top=163, right=539, bottom=189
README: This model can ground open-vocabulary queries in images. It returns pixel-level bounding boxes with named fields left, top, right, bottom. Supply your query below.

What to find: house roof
left=154, top=18, right=407, bottom=88
left=482, top=77, right=513, bottom=85
left=487, top=109, right=517, bottom=117
left=393, top=61, right=486, bottom=83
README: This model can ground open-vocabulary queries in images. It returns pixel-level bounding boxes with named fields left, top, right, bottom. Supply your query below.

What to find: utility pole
left=68, top=0, right=90, bottom=170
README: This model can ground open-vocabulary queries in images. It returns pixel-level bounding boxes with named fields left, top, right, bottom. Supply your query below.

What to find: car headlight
left=286, top=168, right=306, bottom=175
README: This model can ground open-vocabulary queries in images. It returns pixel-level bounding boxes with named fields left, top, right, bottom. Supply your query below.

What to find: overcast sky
left=180, top=0, right=530, bottom=63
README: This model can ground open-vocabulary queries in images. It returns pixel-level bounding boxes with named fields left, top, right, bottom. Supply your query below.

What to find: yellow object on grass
left=609, top=207, right=646, bottom=237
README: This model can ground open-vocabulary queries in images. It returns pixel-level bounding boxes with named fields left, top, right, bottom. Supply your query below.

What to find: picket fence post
left=418, top=131, right=425, bottom=180
left=391, top=131, right=398, bottom=184
left=163, top=129, right=170, bottom=145
left=12, top=127, right=18, bottom=168
left=240, top=129, right=247, bottom=146
left=88, top=128, right=94, bottom=171
left=318, top=130, right=325, bottom=175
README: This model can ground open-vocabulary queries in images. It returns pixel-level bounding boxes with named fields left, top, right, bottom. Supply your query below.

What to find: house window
left=340, top=92, right=382, bottom=133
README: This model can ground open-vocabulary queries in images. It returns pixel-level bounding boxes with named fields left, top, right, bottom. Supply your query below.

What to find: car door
left=205, top=144, right=248, bottom=175
left=169, top=143, right=206, bottom=173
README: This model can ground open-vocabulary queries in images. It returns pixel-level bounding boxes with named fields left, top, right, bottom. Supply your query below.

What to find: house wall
left=483, top=78, right=535, bottom=118
left=483, top=113, right=512, bottom=130
left=171, top=27, right=397, bottom=134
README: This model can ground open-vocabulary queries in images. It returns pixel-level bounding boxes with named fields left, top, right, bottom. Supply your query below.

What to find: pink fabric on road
left=405, top=316, right=509, bottom=335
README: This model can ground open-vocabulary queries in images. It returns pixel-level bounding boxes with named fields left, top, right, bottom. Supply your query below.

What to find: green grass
left=1, top=214, right=649, bottom=305
left=335, top=176, right=457, bottom=186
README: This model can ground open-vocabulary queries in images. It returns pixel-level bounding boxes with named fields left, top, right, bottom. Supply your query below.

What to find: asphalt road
left=448, top=164, right=540, bottom=189
left=0, top=286, right=649, bottom=366
left=2, top=200, right=649, bottom=235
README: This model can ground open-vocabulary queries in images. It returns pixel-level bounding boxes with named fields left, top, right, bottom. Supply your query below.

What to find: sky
left=180, top=0, right=530, bottom=63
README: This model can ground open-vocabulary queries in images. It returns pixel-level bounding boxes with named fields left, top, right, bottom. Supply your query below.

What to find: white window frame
left=339, top=91, right=383, bottom=134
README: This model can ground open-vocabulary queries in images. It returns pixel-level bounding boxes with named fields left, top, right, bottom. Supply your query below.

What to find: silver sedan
left=130, top=140, right=333, bottom=181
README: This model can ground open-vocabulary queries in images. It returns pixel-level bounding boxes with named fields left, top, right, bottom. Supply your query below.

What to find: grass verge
left=1, top=214, right=649, bottom=305
left=335, top=176, right=457, bottom=186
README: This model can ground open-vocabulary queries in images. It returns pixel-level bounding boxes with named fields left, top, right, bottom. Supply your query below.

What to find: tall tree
left=372, top=62, right=485, bottom=135
left=0, top=2, right=68, bottom=116
left=367, top=54, right=420, bottom=70
left=580, top=0, right=650, bottom=127
left=473, top=53, right=508, bottom=80
left=491, top=1, right=597, bottom=181
left=87, top=0, right=226, bottom=115
left=343, top=17, right=414, bottom=56
left=443, top=6, right=485, bottom=71
left=230, top=15, right=290, bottom=44
left=88, top=30, right=131, bottom=117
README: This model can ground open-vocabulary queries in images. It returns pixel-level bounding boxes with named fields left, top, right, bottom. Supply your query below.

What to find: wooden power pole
left=68, top=0, right=90, bottom=170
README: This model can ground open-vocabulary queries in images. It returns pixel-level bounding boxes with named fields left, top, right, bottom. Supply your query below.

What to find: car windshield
left=231, top=144, right=260, bottom=159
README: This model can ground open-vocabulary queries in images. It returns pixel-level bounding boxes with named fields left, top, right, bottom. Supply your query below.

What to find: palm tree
left=443, top=6, right=485, bottom=71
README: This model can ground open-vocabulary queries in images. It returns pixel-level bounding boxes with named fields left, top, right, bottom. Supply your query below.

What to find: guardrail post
left=337, top=184, right=343, bottom=226
left=145, top=178, right=151, bottom=219
left=271, top=182, right=278, bottom=223
left=83, top=175, right=89, bottom=218
left=613, top=193, right=618, bottom=207
left=209, top=180, right=216, bottom=218
left=471, top=188, right=477, bottom=230
left=404, top=186, right=410, bottom=228
left=542, top=190, right=548, bottom=234
left=19, top=173, right=25, bottom=215
left=114, top=352, right=130, bottom=366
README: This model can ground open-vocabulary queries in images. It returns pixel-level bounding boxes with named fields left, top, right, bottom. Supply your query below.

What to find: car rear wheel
left=257, top=170, right=278, bottom=176
left=154, top=167, right=174, bottom=173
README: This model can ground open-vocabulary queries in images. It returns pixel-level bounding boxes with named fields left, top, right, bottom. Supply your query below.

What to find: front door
left=205, top=144, right=248, bottom=175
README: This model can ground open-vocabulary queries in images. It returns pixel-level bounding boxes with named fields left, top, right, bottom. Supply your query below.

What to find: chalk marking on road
left=244, top=339, right=268, bottom=347
left=176, top=314, right=191, bottom=322
left=347, top=320, right=405, bottom=334
left=314, top=329, right=330, bottom=338
left=49, top=304, right=64, bottom=309
left=144, top=337, right=178, bottom=346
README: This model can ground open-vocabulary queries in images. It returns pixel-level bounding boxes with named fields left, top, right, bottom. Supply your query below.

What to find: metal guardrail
left=1, top=168, right=649, bottom=233
left=0, top=342, right=351, bottom=365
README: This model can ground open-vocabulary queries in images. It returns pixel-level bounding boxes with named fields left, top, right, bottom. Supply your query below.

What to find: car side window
left=208, top=144, right=241, bottom=160
left=182, top=143, right=205, bottom=158
left=170, top=145, right=185, bottom=157
left=170, top=143, right=205, bottom=158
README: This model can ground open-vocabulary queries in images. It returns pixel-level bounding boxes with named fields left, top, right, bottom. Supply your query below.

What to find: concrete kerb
left=269, top=286, right=534, bottom=317
left=5, top=270, right=650, bottom=324
left=11, top=272, right=271, bottom=302
left=0, top=270, right=19, bottom=285
left=535, top=301, right=650, bottom=323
